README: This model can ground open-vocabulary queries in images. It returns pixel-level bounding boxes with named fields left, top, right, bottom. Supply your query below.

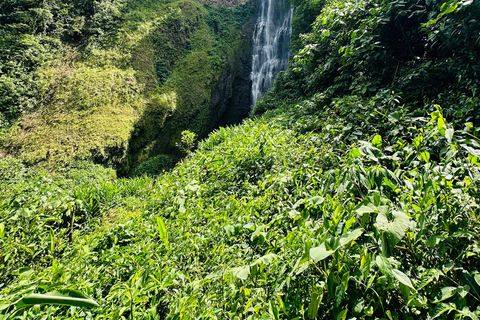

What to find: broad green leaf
left=431, top=303, right=455, bottom=319
left=461, top=144, right=480, bottom=157
left=392, top=269, right=416, bottom=291
left=420, top=151, right=430, bottom=163
left=364, top=305, right=374, bottom=316
left=353, top=299, right=364, bottom=315
left=437, top=116, right=445, bottom=129
left=15, top=293, right=99, bottom=309
left=307, top=290, right=322, bottom=319
left=418, top=268, right=442, bottom=290
left=366, top=274, right=376, bottom=290
left=386, top=310, right=394, bottom=320
left=376, top=255, right=393, bottom=278
left=310, top=244, right=335, bottom=263
left=474, top=273, right=480, bottom=287
left=439, top=1, right=458, bottom=16
left=375, top=210, right=410, bottom=246
left=388, top=112, right=402, bottom=122
left=360, top=248, right=371, bottom=281
left=14, top=267, right=34, bottom=276
left=445, top=128, right=454, bottom=143
left=335, top=285, right=344, bottom=307
left=47, top=289, right=90, bottom=299
left=404, top=179, right=414, bottom=190
left=442, top=262, right=454, bottom=273
left=434, top=286, right=457, bottom=303
left=0, top=223, right=4, bottom=239
left=231, top=266, right=250, bottom=280
left=293, top=242, right=312, bottom=274
left=156, top=216, right=168, bottom=245
left=341, top=272, right=350, bottom=293
left=275, top=294, right=287, bottom=315
left=269, top=300, right=279, bottom=320
left=338, top=228, right=363, bottom=247
left=372, top=135, right=382, bottom=148
left=243, top=223, right=255, bottom=229
left=457, top=307, right=478, bottom=320
left=355, top=204, right=377, bottom=215
left=177, top=197, right=186, bottom=213
left=336, top=309, right=347, bottom=320
left=252, top=253, right=278, bottom=266
left=457, top=285, right=470, bottom=298
left=306, top=196, right=324, bottom=205
left=350, top=148, right=361, bottom=158
left=224, top=224, right=235, bottom=236
left=310, top=229, right=363, bottom=263
left=49, top=227, right=55, bottom=253
left=426, top=235, right=445, bottom=246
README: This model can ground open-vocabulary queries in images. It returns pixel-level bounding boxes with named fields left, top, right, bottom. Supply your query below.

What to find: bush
left=0, top=157, right=28, bottom=183
left=133, top=154, right=173, bottom=176
left=56, top=160, right=116, bottom=186
left=154, top=59, right=171, bottom=85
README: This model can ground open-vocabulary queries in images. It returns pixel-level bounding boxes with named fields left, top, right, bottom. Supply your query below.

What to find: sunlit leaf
left=310, top=244, right=335, bottom=263
left=392, top=269, right=416, bottom=291
left=372, top=135, right=382, bottom=148
left=376, top=255, right=393, bottom=278
left=426, top=235, right=445, bottom=246
left=431, top=303, right=455, bottom=319
left=338, top=228, right=363, bottom=247
left=231, top=266, right=250, bottom=280
left=457, top=307, right=478, bottom=320
left=445, top=128, right=454, bottom=143
left=156, top=216, right=168, bottom=245
left=434, top=287, right=457, bottom=303
left=15, top=293, right=99, bottom=309
left=252, top=253, right=278, bottom=266
left=336, top=309, right=347, bottom=320
left=306, top=196, right=324, bottom=205
left=375, top=210, right=410, bottom=247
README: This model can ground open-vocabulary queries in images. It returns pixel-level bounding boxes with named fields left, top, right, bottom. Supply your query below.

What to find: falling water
left=250, top=0, right=293, bottom=106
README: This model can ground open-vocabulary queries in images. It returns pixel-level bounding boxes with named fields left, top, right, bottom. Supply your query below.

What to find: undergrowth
left=1, top=0, right=480, bottom=319
left=1, top=89, right=480, bottom=319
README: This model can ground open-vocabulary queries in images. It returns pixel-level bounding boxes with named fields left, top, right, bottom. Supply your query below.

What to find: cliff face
left=211, top=16, right=255, bottom=128
left=121, top=2, right=256, bottom=176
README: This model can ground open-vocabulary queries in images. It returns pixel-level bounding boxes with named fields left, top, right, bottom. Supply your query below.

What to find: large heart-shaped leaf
left=375, top=210, right=410, bottom=246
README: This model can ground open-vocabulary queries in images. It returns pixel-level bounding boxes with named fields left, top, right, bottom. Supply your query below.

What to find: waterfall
left=250, top=0, right=293, bottom=106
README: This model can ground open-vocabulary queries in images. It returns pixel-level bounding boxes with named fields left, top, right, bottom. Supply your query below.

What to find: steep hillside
left=1, top=0, right=480, bottom=319
left=0, top=0, right=254, bottom=173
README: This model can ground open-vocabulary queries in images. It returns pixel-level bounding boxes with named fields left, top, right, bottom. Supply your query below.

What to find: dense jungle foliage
left=1, top=0, right=480, bottom=319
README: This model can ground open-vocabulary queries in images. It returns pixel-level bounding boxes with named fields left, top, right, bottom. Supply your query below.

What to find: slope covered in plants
left=0, top=0, right=254, bottom=173
left=1, top=0, right=480, bottom=319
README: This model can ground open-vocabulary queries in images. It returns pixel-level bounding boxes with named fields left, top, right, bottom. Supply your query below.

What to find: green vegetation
left=0, top=0, right=254, bottom=173
left=4, top=63, right=145, bottom=167
left=1, top=0, right=480, bottom=319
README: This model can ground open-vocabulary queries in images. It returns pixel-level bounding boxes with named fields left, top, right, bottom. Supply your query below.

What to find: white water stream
left=250, top=0, right=293, bottom=106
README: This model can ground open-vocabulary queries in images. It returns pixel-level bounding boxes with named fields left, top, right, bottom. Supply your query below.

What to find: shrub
left=133, top=154, right=173, bottom=176
left=0, top=157, right=28, bottom=183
